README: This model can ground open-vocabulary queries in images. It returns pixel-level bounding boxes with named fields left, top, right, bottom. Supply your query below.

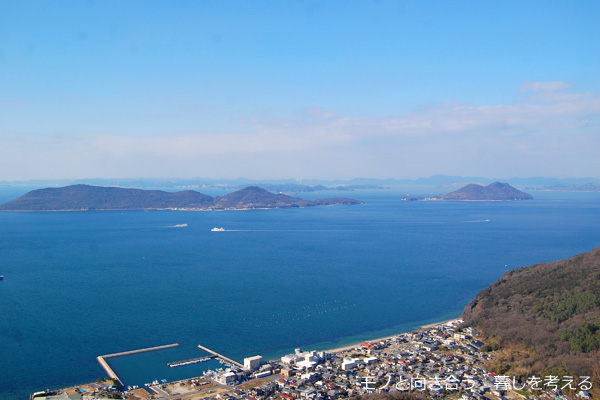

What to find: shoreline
left=418, top=317, right=463, bottom=330
left=325, top=317, right=463, bottom=354
left=0, top=204, right=362, bottom=212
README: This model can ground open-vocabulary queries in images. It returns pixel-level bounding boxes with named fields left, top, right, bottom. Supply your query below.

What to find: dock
left=167, top=355, right=215, bottom=367
left=197, top=344, right=244, bottom=368
left=97, top=343, right=180, bottom=386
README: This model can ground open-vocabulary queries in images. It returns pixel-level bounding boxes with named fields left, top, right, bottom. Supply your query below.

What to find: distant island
left=526, top=183, right=600, bottom=192
left=0, top=185, right=364, bottom=211
left=402, top=181, right=533, bottom=201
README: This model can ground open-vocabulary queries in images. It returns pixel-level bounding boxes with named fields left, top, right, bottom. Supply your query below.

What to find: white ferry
left=211, top=227, right=225, bottom=232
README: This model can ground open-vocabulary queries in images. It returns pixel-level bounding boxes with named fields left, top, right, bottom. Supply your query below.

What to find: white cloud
left=519, top=80, right=572, bottom=92
left=83, top=82, right=599, bottom=178
left=2, top=81, right=598, bottom=180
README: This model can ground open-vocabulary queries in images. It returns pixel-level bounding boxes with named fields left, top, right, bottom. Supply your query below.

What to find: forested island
left=402, top=182, right=533, bottom=201
left=0, top=185, right=363, bottom=211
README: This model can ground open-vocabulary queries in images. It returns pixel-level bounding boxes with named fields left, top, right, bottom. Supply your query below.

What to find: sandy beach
left=326, top=318, right=463, bottom=354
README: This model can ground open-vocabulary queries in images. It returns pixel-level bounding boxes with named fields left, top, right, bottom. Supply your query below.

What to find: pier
left=167, top=355, right=215, bottom=367
left=97, top=343, right=180, bottom=386
left=197, top=344, right=244, bottom=368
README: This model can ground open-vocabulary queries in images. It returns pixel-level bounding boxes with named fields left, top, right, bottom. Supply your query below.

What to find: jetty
left=167, top=355, right=215, bottom=367
left=97, top=343, right=179, bottom=386
left=197, top=344, right=243, bottom=368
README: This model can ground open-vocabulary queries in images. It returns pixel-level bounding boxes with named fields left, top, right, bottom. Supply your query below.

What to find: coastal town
left=31, top=320, right=594, bottom=400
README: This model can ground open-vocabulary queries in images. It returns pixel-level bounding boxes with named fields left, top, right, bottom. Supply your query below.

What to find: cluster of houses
left=200, top=321, right=592, bottom=400
left=218, top=321, right=497, bottom=399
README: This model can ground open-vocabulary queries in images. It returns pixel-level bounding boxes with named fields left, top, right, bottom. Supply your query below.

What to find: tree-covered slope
left=462, top=247, right=600, bottom=379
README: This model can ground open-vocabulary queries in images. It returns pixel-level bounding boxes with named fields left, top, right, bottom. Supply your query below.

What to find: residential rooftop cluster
left=32, top=320, right=594, bottom=400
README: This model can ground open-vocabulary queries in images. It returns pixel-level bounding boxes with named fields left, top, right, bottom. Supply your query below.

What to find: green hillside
left=462, top=247, right=600, bottom=383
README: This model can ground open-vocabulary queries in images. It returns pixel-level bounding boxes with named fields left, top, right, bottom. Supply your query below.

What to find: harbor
left=96, top=343, right=180, bottom=386
left=93, top=343, right=242, bottom=393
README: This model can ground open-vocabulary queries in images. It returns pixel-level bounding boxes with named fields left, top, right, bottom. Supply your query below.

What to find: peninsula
left=402, top=182, right=533, bottom=201
left=462, top=247, right=600, bottom=380
left=0, top=185, right=363, bottom=211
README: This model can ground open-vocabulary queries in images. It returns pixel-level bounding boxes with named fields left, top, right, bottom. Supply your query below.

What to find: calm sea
left=0, top=187, right=598, bottom=399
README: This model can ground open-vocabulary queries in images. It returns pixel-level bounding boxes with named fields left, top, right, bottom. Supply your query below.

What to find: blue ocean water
left=0, top=188, right=599, bottom=400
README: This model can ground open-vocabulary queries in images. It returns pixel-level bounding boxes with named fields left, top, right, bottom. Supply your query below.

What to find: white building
left=301, top=372, right=320, bottom=382
left=364, top=356, right=378, bottom=365
left=282, top=348, right=324, bottom=367
left=341, top=359, right=356, bottom=371
left=281, top=354, right=302, bottom=365
left=254, top=370, right=272, bottom=379
left=215, top=371, right=237, bottom=385
left=296, top=359, right=317, bottom=370
left=304, top=354, right=318, bottom=363
left=244, top=355, right=263, bottom=371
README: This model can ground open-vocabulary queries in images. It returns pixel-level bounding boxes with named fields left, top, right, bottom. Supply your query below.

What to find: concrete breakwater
left=197, top=344, right=243, bottom=368
left=97, top=343, right=180, bottom=386
left=167, top=355, right=215, bottom=367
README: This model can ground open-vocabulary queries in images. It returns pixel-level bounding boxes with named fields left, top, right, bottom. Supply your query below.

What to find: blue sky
left=1, top=0, right=598, bottom=180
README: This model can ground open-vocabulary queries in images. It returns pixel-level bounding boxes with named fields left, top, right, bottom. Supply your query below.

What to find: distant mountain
left=527, top=183, right=600, bottom=192
left=462, top=248, right=600, bottom=381
left=0, top=185, right=363, bottom=211
left=244, top=183, right=387, bottom=193
left=2, top=175, right=598, bottom=190
left=439, top=182, right=533, bottom=201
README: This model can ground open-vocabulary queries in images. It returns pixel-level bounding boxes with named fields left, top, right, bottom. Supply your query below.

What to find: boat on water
left=0, top=276, right=3, bottom=280
left=211, top=227, right=225, bottom=232
left=174, top=223, right=188, bottom=228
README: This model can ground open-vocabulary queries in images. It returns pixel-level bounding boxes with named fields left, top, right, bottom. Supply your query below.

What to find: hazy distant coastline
left=1, top=174, right=598, bottom=192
